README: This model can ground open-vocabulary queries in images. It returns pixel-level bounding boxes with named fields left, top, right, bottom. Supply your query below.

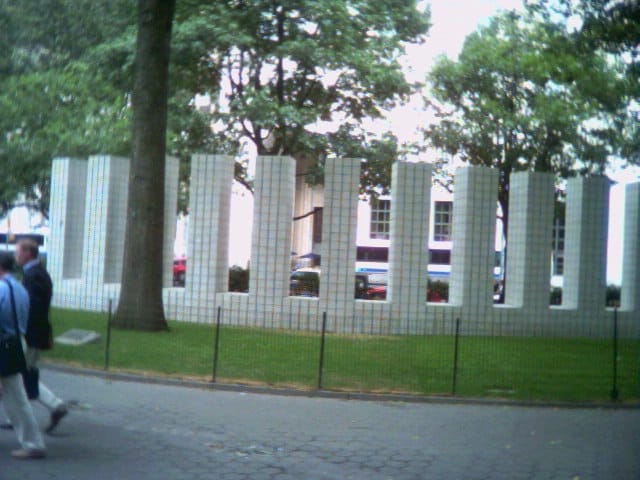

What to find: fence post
left=610, top=307, right=619, bottom=401
left=104, top=298, right=112, bottom=371
left=317, top=312, right=327, bottom=390
left=451, top=317, right=461, bottom=396
left=212, top=306, right=222, bottom=383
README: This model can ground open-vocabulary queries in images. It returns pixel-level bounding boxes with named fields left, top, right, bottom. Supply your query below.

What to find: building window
left=552, top=217, right=565, bottom=275
left=433, top=201, right=453, bottom=241
left=429, top=249, right=451, bottom=265
left=370, top=199, right=391, bottom=240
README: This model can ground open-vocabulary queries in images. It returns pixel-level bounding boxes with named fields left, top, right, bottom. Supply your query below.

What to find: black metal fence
left=45, top=297, right=640, bottom=404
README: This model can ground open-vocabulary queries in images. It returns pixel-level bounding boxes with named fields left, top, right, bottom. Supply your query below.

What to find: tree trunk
left=113, top=0, right=176, bottom=331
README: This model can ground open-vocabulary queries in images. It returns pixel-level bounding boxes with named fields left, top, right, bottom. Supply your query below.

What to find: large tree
left=422, top=9, right=632, bottom=237
left=527, top=0, right=640, bottom=163
left=112, top=0, right=176, bottom=331
left=1, top=1, right=429, bottom=216
left=0, top=0, right=133, bottom=216
left=207, top=0, right=430, bottom=160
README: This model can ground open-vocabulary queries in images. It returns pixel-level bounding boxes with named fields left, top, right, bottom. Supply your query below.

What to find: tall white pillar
left=562, top=176, right=610, bottom=311
left=249, top=156, right=296, bottom=326
left=449, top=166, right=498, bottom=311
left=48, top=158, right=87, bottom=285
left=185, top=155, right=234, bottom=318
left=621, top=182, right=640, bottom=312
left=505, top=171, right=554, bottom=310
left=162, top=157, right=180, bottom=287
left=82, top=156, right=129, bottom=292
left=388, top=161, right=432, bottom=332
left=320, top=157, right=360, bottom=331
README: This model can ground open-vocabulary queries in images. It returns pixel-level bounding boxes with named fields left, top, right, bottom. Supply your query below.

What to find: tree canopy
left=422, top=7, right=634, bottom=233
left=0, top=0, right=431, bottom=217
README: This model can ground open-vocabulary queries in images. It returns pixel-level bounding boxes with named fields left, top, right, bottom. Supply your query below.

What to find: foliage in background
left=422, top=8, right=633, bottom=236
left=228, top=265, right=250, bottom=293
left=0, top=0, right=431, bottom=216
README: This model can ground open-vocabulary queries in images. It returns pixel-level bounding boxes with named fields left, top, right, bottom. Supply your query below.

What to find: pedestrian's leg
left=1, top=375, right=45, bottom=452
left=38, top=381, right=65, bottom=412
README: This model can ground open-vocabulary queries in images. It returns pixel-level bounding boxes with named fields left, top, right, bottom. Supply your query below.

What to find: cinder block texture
left=449, top=166, right=499, bottom=310
left=248, top=156, right=296, bottom=324
left=163, top=157, right=180, bottom=287
left=320, top=157, right=360, bottom=329
left=185, top=155, right=234, bottom=309
left=389, top=161, right=432, bottom=331
left=504, top=172, right=554, bottom=310
left=621, top=183, right=640, bottom=311
left=82, top=155, right=129, bottom=287
left=562, top=176, right=610, bottom=311
left=48, top=158, right=87, bottom=284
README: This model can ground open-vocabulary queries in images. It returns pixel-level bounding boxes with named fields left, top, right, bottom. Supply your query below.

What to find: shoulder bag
left=0, top=280, right=39, bottom=399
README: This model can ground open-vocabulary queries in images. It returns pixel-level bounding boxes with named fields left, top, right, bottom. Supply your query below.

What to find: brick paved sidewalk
left=2, top=369, right=638, bottom=480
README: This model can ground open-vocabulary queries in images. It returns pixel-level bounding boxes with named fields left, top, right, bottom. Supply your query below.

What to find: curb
left=43, top=362, right=640, bottom=410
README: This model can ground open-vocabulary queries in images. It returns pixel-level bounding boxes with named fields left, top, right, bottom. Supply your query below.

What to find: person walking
left=15, top=239, right=68, bottom=434
left=0, top=251, right=46, bottom=459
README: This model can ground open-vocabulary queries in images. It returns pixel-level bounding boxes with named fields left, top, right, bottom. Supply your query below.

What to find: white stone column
left=388, top=161, right=432, bottom=332
left=319, top=157, right=360, bottom=331
left=621, top=182, right=640, bottom=312
left=80, top=155, right=129, bottom=308
left=505, top=171, right=554, bottom=310
left=249, top=156, right=296, bottom=326
left=185, top=155, right=234, bottom=319
left=562, top=176, right=610, bottom=311
left=449, top=166, right=498, bottom=311
left=163, top=157, right=180, bottom=287
left=48, top=158, right=87, bottom=285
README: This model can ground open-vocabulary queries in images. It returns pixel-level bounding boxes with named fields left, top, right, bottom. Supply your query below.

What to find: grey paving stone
left=0, top=368, right=637, bottom=480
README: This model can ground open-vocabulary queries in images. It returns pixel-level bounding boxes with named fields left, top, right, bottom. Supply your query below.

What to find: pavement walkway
left=1, top=368, right=638, bottom=480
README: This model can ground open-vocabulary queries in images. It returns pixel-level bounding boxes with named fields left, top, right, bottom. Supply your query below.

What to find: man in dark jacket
left=15, top=239, right=68, bottom=434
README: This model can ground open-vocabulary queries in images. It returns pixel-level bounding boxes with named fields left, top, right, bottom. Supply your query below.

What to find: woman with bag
left=0, top=251, right=46, bottom=459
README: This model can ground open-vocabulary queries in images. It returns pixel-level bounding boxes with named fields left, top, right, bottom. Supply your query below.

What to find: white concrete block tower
left=320, top=157, right=360, bottom=332
left=185, top=155, right=234, bottom=321
left=48, top=158, right=88, bottom=285
left=248, top=156, right=296, bottom=327
left=504, top=171, right=555, bottom=311
left=621, top=182, right=640, bottom=312
left=449, top=166, right=499, bottom=315
left=388, top=161, right=432, bottom=332
left=562, top=176, right=610, bottom=313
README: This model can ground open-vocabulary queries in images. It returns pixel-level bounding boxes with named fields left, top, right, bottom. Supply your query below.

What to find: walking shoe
left=46, top=405, right=68, bottom=434
left=0, top=422, right=13, bottom=430
left=11, top=448, right=46, bottom=459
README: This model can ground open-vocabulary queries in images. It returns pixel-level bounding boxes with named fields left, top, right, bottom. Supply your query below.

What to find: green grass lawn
left=43, top=308, right=639, bottom=403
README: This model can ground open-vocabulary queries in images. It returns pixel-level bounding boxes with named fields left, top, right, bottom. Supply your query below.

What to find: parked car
left=173, top=257, right=186, bottom=286
left=355, top=272, right=386, bottom=300
left=290, top=269, right=385, bottom=300
left=289, top=268, right=320, bottom=297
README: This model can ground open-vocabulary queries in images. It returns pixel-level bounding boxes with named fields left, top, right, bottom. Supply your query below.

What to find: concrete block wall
left=163, top=157, right=180, bottom=288
left=388, top=161, right=432, bottom=333
left=184, top=155, right=234, bottom=321
left=48, top=158, right=87, bottom=283
left=50, top=155, right=179, bottom=313
left=562, top=176, right=610, bottom=313
left=621, top=182, right=640, bottom=312
left=248, top=156, right=296, bottom=327
left=319, top=157, right=360, bottom=331
left=49, top=154, right=639, bottom=338
left=449, top=166, right=499, bottom=314
left=504, top=172, right=555, bottom=311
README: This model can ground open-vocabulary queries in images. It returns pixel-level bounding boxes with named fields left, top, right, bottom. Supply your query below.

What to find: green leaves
left=1, top=1, right=431, bottom=214
left=0, top=63, right=130, bottom=215
left=424, top=9, right=632, bottom=179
